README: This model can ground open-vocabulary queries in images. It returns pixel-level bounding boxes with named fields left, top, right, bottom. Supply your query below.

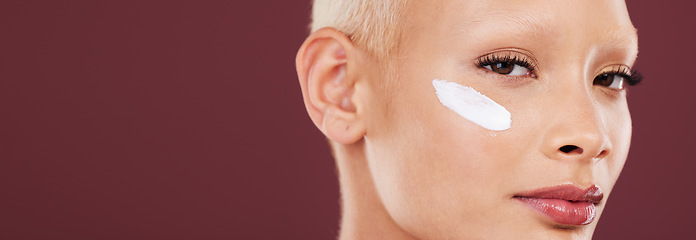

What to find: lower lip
left=515, top=197, right=597, bottom=226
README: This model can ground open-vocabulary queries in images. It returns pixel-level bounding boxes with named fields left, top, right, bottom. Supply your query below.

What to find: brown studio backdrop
left=0, top=1, right=693, bottom=239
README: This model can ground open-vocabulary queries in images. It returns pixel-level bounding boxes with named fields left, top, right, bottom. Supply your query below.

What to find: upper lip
left=514, top=184, right=604, bottom=204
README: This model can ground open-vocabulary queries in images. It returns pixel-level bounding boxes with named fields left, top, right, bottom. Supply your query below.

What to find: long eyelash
left=625, top=71, right=643, bottom=86
left=476, top=53, right=537, bottom=72
left=602, top=66, right=644, bottom=86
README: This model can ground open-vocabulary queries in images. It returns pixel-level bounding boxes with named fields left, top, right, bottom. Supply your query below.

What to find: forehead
left=404, top=0, right=638, bottom=58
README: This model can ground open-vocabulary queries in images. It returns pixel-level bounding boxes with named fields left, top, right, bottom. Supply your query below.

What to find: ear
left=296, top=28, right=366, bottom=144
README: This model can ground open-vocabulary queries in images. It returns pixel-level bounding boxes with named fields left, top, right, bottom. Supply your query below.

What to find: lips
left=514, top=184, right=604, bottom=226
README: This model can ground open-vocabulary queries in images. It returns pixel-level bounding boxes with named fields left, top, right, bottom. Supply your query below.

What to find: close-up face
left=360, top=0, right=638, bottom=239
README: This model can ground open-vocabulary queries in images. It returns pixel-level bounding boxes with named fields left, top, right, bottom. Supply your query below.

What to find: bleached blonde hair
left=311, top=0, right=408, bottom=60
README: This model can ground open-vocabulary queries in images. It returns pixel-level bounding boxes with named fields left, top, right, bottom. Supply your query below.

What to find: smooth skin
left=296, top=0, right=638, bottom=239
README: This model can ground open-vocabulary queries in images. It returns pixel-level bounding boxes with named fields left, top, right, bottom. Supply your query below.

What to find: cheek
left=586, top=100, right=632, bottom=197
left=364, top=84, right=519, bottom=237
left=606, top=106, right=632, bottom=184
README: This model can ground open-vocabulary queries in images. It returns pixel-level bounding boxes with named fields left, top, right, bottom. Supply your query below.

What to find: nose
left=543, top=128, right=610, bottom=162
left=541, top=103, right=611, bottom=163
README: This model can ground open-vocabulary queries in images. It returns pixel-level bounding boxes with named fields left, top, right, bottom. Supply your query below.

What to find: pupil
left=595, top=74, right=612, bottom=86
left=492, top=62, right=514, bottom=74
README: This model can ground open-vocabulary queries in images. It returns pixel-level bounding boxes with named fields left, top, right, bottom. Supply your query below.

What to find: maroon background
left=0, top=1, right=693, bottom=239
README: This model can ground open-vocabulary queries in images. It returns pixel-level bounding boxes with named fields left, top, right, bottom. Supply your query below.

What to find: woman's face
left=360, top=0, right=637, bottom=239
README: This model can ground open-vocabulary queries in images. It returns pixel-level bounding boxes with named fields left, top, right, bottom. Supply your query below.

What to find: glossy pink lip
left=514, top=184, right=603, bottom=226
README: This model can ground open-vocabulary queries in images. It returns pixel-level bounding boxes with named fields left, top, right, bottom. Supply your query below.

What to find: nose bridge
left=541, top=82, right=610, bottom=162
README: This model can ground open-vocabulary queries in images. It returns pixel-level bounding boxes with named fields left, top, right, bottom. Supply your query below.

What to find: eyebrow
left=463, top=13, right=559, bottom=40
left=462, top=13, right=639, bottom=55
left=594, top=26, right=640, bottom=67
left=600, top=27, right=639, bottom=52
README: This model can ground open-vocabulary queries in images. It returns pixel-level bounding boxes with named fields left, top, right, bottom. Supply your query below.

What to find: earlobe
left=296, top=28, right=366, bottom=144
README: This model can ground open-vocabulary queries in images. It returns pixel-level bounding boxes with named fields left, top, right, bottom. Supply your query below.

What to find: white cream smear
left=432, top=79, right=511, bottom=131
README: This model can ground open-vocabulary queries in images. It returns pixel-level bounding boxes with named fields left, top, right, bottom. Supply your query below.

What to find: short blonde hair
left=311, top=0, right=407, bottom=59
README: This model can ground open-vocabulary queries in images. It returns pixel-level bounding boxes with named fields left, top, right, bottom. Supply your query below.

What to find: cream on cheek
left=432, top=79, right=511, bottom=131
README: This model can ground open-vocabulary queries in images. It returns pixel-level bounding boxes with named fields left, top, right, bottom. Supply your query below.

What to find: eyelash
left=599, top=66, right=643, bottom=86
left=476, top=53, right=644, bottom=88
left=475, top=53, right=537, bottom=75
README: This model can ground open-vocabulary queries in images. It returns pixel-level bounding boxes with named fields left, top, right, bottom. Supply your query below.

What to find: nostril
left=559, top=145, right=583, bottom=154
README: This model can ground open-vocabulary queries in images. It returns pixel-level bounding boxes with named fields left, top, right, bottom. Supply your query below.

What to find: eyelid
left=475, top=49, right=540, bottom=72
left=596, top=65, right=632, bottom=77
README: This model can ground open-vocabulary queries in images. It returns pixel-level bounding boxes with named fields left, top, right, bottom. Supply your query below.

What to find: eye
left=594, top=66, right=643, bottom=90
left=483, top=62, right=531, bottom=76
left=476, top=52, right=537, bottom=78
left=593, top=73, right=625, bottom=89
